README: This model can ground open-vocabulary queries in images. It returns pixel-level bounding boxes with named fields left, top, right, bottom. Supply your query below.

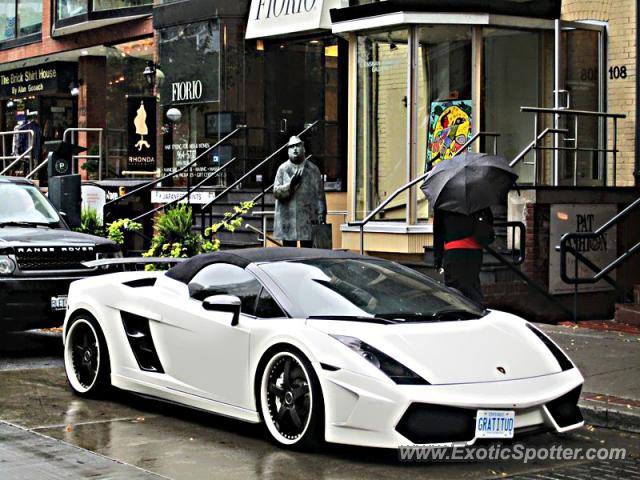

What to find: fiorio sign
left=246, top=0, right=339, bottom=39
left=159, top=21, right=219, bottom=105
left=171, top=80, right=203, bottom=102
left=254, top=0, right=317, bottom=19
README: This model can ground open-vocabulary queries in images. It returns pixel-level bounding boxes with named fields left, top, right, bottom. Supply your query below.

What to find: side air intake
left=120, top=311, right=165, bottom=373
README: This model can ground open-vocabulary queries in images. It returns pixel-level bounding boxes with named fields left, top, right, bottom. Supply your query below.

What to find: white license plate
left=50, top=295, right=68, bottom=311
left=475, top=410, right=515, bottom=438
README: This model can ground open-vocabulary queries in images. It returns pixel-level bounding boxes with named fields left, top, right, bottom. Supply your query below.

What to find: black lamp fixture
left=143, top=61, right=156, bottom=87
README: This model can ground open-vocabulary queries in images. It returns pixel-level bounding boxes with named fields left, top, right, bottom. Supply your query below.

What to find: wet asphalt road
left=0, top=329, right=639, bottom=480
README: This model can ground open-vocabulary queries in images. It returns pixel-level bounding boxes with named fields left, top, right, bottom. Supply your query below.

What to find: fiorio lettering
left=171, top=80, right=203, bottom=102
left=255, top=0, right=316, bottom=20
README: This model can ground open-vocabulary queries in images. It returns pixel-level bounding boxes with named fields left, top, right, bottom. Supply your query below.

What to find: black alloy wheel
left=260, top=349, right=323, bottom=449
left=64, top=315, right=110, bottom=397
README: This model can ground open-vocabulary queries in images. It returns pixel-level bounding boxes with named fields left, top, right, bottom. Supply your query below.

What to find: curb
left=579, top=397, right=640, bottom=434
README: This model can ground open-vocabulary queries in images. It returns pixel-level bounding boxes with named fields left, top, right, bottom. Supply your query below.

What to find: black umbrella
left=421, top=152, right=518, bottom=215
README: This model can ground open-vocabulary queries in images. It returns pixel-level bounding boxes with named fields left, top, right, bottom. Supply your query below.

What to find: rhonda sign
left=127, top=97, right=157, bottom=172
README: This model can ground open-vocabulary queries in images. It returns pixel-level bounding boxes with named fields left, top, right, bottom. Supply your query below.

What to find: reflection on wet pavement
left=0, top=330, right=63, bottom=371
left=1, top=367, right=639, bottom=480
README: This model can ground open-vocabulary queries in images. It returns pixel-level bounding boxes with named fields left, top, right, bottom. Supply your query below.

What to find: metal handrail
left=348, top=132, right=500, bottom=254
left=484, top=244, right=574, bottom=320
left=25, top=155, right=48, bottom=179
left=509, top=127, right=569, bottom=175
left=63, top=128, right=103, bottom=180
left=521, top=106, right=626, bottom=119
left=245, top=223, right=283, bottom=247
left=203, top=183, right=277, bottom=246
left=493, top=221, right=526, bottom=266
left=519, top=106, right=626, bottom=186
left=104, top=126, right=245, bottom=216
left=559, top=196, right=640, bottom=285
left=0, top=129, right=34, bottom=176
left=199, top=121, right=319, bottom=235
left=131, top=157, right=239, bottom=222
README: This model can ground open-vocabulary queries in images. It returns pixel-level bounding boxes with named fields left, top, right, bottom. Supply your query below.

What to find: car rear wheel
left=64, top=314, right=110, bottom=397
left=259, top=349, right=323, bottom=450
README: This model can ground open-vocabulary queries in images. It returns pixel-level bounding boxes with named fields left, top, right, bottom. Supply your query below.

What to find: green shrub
left=143, top=201, right=255, bottom=270
left=107, top=218, right=142, bottom=245
left=75, top=208, right=105, bottom=237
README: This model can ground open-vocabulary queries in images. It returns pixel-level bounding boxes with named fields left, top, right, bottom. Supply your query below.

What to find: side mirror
left=59, top=211, right=69, bottom=222
left=203, top=295, right=242, bottom=326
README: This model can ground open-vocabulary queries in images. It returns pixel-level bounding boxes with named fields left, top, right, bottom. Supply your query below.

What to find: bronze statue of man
left=273, top=136, right=326, bottom=247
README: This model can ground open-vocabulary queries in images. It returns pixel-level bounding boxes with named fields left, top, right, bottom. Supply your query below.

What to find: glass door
left=556, top=24, right=605, bottom=186
left=263, top=37, right=346, bottom=190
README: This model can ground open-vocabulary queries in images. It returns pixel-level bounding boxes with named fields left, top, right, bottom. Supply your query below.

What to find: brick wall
left=0, top=3, right=152, bottom=64
left=562, top=0, right=637, bottom=186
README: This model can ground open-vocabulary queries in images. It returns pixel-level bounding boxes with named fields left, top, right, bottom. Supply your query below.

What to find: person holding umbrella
left=433, top=207, right=493, bottom=304
left=422, top=152, right=518, bottom=304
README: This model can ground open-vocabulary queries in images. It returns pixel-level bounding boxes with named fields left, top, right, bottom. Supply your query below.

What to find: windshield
left=259, top=258, right=485, bottom=321
left=0, top=183, right=60, bottom=225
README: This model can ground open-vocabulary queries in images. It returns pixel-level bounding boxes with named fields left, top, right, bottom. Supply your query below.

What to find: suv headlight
left=331, top=334, right=429, bottom=385
left=0, top=255, right=16, bottom=275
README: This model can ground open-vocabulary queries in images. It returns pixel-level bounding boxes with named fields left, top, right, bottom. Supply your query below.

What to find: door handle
left=280, top=118, right=287, bottom=133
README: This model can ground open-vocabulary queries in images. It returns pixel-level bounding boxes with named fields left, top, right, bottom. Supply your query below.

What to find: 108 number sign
left=609, top=66, right=627, bottom=79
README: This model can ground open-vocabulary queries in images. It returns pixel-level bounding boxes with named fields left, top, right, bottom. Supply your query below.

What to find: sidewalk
left=539, top=322, right=640, bottom=433
left=0, top=420, right=166, bottom=480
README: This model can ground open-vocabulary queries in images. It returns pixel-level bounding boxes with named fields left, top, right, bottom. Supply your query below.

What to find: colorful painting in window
left=426, top=99, right=473, bottom=170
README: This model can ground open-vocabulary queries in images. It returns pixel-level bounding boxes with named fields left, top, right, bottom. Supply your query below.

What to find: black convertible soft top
left=165, top=247, right=364, bottom=284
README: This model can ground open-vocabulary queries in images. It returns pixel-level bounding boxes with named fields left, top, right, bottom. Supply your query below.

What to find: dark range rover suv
left=0, top=176, right=120, bottom=331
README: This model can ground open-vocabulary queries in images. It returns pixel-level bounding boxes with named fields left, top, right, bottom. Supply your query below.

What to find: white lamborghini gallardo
left=62, top=248, right=584, bottom=450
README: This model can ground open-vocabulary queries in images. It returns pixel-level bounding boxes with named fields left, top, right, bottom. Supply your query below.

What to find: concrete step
left=614, top=303, right=640, bottom=327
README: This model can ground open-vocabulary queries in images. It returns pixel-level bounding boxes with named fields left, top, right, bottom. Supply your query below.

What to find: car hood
left=307, top=311, right=567, bottom=385
left=0, top=226, right=117, bottom=250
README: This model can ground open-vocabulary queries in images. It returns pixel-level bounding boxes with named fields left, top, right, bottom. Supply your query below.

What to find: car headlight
left=330, top=334, right=429, bottom=385
left=0, top=255, right=16, bottom=275
left=526, top=324, right=574, bottom=371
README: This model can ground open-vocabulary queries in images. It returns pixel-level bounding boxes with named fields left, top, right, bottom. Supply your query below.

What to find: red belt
left=445, top=236, right=481, bottom=250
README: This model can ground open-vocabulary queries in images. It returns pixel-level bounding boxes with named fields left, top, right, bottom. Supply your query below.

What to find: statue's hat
left=287, top=135, right=303, bottom=147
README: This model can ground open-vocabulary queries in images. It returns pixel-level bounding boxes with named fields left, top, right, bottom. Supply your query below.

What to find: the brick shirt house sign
left=549, top=204, right=617, bottom=294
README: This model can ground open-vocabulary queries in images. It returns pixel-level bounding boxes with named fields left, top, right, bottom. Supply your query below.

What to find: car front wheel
left=64, top=314, right=110, bottom=397
left=259, top=349, right=323, bottom=450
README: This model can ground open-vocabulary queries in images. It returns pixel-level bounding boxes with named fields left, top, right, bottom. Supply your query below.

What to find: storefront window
left=356, top=29, right=408, bottom=221
left=105, top=37, right=154, bottom=177
left=0, top=0, right=41, bottom=41
left=416, top=26, right=472, bottom=221
left=94, top=0, right=151, bottom=10
left=57, top=0, right=151, bottom=21
left=0, top=1, right=16, bottom=41
left=159, top=20, right=223, bottom=186
left=255, top=36, right=346, bottom=191
left=482, top=29, right=553, bottom=184
left=57, top=0, right=87, bottom=20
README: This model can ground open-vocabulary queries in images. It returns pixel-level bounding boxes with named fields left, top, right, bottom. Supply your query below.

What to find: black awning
left=330, top=0, right=560, bottom=23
